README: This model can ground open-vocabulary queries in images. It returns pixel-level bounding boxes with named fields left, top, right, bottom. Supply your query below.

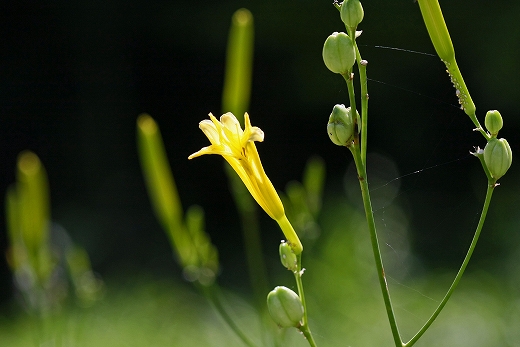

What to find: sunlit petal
left=220, top=113, right=243, bottom=136
left=188, top=145, right=223, bottom=159
left=199, top=120, right=220, bottom=145
left=249, top=127, right=264, bottom=143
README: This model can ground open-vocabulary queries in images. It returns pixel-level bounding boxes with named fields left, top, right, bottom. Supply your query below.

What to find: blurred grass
left=0, top=278, right=260, bottom=347
left=1, top=191, right=519, bottom=346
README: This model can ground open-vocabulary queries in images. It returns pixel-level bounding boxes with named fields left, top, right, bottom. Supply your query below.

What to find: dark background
left=1, top=0, right=520, bottom=305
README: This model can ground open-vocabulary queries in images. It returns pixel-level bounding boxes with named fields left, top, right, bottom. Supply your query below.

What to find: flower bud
left=327, top=104, right=356, bottom=146
left=484, top=138, right=512, bottom=180
left=485, top=110, right=503, bottom=137
left=322, top=32, right=355, bottom=75
left=279, top=241, right=298, bottom=272
left=417, top=0, right=454, bottom=63
left=340, top=0, right=364, bottom=31
left=267, top=286, right=304, bottom=328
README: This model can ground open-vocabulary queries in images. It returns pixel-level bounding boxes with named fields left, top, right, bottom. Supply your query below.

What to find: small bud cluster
left=481, top=110, right=512, bottom=181
left=323, top=0, right=364, bottom=148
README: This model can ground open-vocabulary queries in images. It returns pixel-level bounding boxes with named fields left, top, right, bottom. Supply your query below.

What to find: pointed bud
left=322, top=32, right=355, bottom=75
left=267, top=286, right=304, bottom=328
left=485, top=110, right=503, bottom=137
left=484, top=138, right=512, bottom=180
left=279, top=241, right=298, bottom=272
left=340, top=0, right=364, bottom=31
left=417, top=0, right=454, bottom=63
left=327, top=104, right=357, bottom=146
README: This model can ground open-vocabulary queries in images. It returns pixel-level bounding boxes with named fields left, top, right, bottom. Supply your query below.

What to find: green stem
left=353, top=40, right=369, bottom=166
left=201, top=283, right=258, bottom=347
left=342, top=71, right=357, bottom=139
left=404, top=181, right=495, bottom=347
left=350, top=142, right=403, bottom=347
left=294, top=254, right=318, bottom=347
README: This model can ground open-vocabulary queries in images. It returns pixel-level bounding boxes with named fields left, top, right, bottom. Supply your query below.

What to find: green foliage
left=136, top=114, right=219, bottom=284
left=5, top=152, right=103, bottom=318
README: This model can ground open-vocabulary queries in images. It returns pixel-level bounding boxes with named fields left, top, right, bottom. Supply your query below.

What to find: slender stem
left=201, top=283, right=258, bottom=347
left=294, top=254, right=318, bottom=347
left=353, top=40, right=369, bottom=166
left=342, top=71, right=357, bottom=139
left=404, top=182, right=495, bottom=347
left=350, top=142, right=403, bottom=347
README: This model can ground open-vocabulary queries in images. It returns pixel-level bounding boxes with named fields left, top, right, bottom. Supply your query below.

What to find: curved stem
left=201, top=283, right=258, bottom=347
left=350, top=143, right=403, bottom=347
left=404, top=182, right=495, bottom=347
left=294, top=254, right=318, bottom=347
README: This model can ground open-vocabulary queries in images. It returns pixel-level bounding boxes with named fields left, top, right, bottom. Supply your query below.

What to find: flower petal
left=188, top=145, right=215, bottom=159
left=189, top=112, right=284, bottom=221
left=220, top=113, right=243, bottom=137
left=249, top=127, right=264, bottom=142
left=199, top=120, right=220, bottom=145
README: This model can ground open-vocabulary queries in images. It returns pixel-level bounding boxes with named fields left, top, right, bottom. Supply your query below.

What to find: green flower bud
left=327, top=104, right=356, bottom=146
left=340, top=0, right=364, bottom=31
left=322, top=32, right=355, bottom=75
left=417, top=0, right=454, bottom=63
left=484, top=138, right=512, bottom=180
left=267, top=286, right=304, bottom=328
left=485, top=110, right=503, bottom=137
left=279, top=241, right=298, bottom=272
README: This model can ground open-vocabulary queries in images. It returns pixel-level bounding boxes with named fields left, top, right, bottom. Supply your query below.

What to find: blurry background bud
left=279, top=241, right=298, bottom=272
left=340, top=0, right=364, bottom=32
left=267, top=286, right=304, bottom=328
left=322, top=32, right=355, bottom=75
left=485, top=110, right=503, bottom=137
left=484, top=138, right=512, bottom=180
left=327, top=104, right=356, bottom=146
left=15, top=151, right=51, bottom=258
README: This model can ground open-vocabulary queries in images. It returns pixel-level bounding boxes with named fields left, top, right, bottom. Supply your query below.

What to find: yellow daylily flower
left=189, top=112, right=303, bottom=254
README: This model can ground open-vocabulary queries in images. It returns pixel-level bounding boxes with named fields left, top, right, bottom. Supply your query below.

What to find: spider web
left=339, top=43, right=488, bottom=332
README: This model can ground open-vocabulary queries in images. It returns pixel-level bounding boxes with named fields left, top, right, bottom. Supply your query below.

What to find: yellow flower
left=189, top=112, right=303, bottom=254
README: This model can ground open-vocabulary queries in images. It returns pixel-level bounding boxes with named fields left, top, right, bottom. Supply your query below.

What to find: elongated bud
left=340, top=0, right=364, bottom=31
left=322, top=32, right=355, bottom=75
left=417, top=1, right=476, bottom=117
left=279, top=241, right=298, bottom=272
left=417, top=0, right=454, bottom=63
left=267, top=286, right=304, bottom=328
left=484, top=138, right=512, bottom=180
left=327, top=104, right=356, bottom=146
left=485, top=110, right=503, bottom=137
